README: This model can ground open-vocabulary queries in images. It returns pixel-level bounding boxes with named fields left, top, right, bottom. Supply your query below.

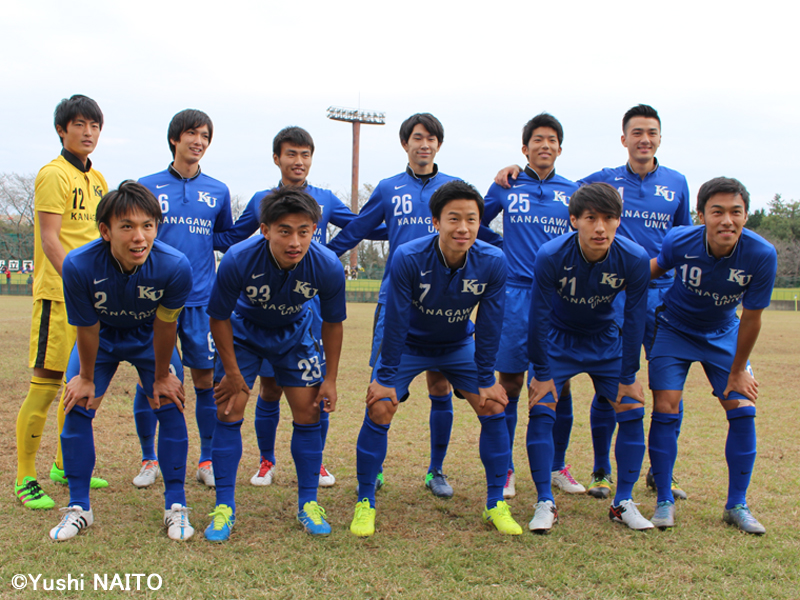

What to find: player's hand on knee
left=479, top=382, right=508, bottom=409
left=317, top=379, right=337, bottom=413
left=366, top=380, right=397, bottom=407
left=615, top=381, right=645, bottom=409
left=152, top=374, right=186, bottom=412
left=724, top=370, right=759, bottom=402
left=214, top=373, right=250, bottom=415
left=64, top=375, right=95, bottom=414
left=528, top=377, right=558, bottom=409
left=494, top=164, right=520, bottom=188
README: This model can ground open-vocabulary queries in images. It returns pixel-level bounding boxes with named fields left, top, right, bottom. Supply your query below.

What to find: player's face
left=99, top=209, right=158, bottom=273
left=171, top=124, right=210, bottom=165
left=570, top=209, right=620, bottom=262
left=621, top=117, right=661, bottom=165
left=402, top=124, right=440, bottom=175
left=260, top=213, right=316, bottom=269
left=57, top=115, right=101, bottom=161
left=274, top=143, right=313, bottom=186
left=432, top=199, right=481, bottom=260
left=698, top=192, right=748, bottom=256
left=523, top=127, right=562, bottom=175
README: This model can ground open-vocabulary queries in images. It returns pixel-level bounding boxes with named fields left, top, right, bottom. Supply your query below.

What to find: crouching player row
left=351, top=181, right=522, bottom=537
left=51, top=182, right=194, bottom=541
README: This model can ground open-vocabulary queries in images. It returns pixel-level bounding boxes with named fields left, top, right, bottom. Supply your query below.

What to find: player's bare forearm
left=152, top=316, right=184, bottom=410
left=479, top=382, right=508, bottom=409
left=320, top=321, right=343, bottom=383
left=650, top=257, right=667, bottom=280
left=317, top=379, right=338, bottom=413
left=723, top=308, right=763, bottom=402
left=38, top=212, right=67, bottom=276
left=494, top=164, right=520, bottom=188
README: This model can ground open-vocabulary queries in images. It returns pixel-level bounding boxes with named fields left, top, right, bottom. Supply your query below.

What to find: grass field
left=1, top=296, right=799, bottom=599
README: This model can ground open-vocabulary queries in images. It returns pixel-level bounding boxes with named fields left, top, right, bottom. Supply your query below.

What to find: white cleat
left=609, top=499, right=654, bottom=530
left=503, top=469, right=516, bottom=499
left=319, top=464, right=336, bottom=488
left=132, top=460, right=160, bottom=488
left=196, top=463, right=215, bottom=488
left=551, top=465, right=586, bottom=494
left=528, top=500, right=558, bottom=534
left=50, top=506, right=94, bottom=541
left=164, top=503, right=194, bottom=540
left=250, top=458, right=275, bottom=486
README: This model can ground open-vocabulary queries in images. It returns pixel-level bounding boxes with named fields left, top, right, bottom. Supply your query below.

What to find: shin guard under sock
left=479, top=413, right=510, bottom=509
left=504, top=396, right=519, bottom=472
left=526, top=405, right=556, bottom=503
left=212, top=417, right=243, bottom=513
left=552, top=392, right=574, bottom=471
left=725, top=406, right=757, bottom=509
left=133, top=384, right=158, bottom=462
left=292, top=422, right=322, bottom=509
left=254, top=395, right=280, bottom=464
left=428, top=392, right=453, bottom=473
left=356, top=413, right=389, bottom=507
left=61, top=406, right=96, bottom=511
left=590, top=395, right=616, bottom=474
left=613, top=407, right=645, bottom=504
left=155, top=404, right=189, bottom=508
left=16, top=376, right=61, bottom=482
left=194, top=387, right=216, bottom=464
left=648, top=411, right=680, bottom=503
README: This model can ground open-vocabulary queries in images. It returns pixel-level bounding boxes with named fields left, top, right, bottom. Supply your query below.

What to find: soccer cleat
left=196, top=461, right=215, bottom=488
left=319, top=464, right=336, bottom=488
left=50, top=463, right=108, bottom=489
left=482, top=501, right=523, bottom=535
left=723, top=504, right=766, bottom=535
left=15, top=477, right=55, bottom=510
left=651, top=501, right=676, bottom=530
left=646, top=468, right=688, bottom=500
left=529, top=500, right=558, bottom=534
left=609, top=499, right=654, bottom=530
left=552, top=465, right=586, bottom=494
left=297, top=501, right=332, bottom=536
left=250, top=458, right=275, bottom=486
left=375, top=472, right=385, bottom=491
left=49, top=506, right=94, bottom=541
left=350, top=498, right=376, bottom=537
left=204, top=504, right=235, bottom=542
left=425, top=469, right=453, bottom=499
left=503, top=469, right=516, bottom=499
left=132, top=460, right=160, bottom=488
left=164, top=503, right=194, bottom=540
left=587, top=470, right=613, bottom=499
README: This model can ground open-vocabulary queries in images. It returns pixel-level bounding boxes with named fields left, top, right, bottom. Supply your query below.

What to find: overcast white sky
left=1, top=0, right=797, bottom=212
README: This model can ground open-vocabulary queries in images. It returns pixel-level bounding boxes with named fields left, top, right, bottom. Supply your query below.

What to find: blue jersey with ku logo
left=138, top=166, right=233, bottom=307
left=207, top=235, right=346, bottom=329
left=579, top=162, right=691, bottom=286
left=376, top=234, right=506, bottom=388
left=483, top=167, right=576, bottom=284
left=656, top=226, right=777, bottom=331
left=62, top=238, right=192, bottom=330
left=528, top=232, right=650, bottom=384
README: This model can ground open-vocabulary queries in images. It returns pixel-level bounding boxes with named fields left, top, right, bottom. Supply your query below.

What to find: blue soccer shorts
left=256, top=300, right=325, bottom=379
left=177, top=305, right=215, bottom=370
left=613, top=284, right=668, bottom=360
left=495, top=282, right=531, bottom=374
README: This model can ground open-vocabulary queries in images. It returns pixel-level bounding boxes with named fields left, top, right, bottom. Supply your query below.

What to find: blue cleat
left=297, top=501, right=332, bottom=536
left=204, top=504, right=235, bottom=542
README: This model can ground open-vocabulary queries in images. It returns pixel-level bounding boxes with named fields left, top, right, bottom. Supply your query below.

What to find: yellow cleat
left=482, top=501, right=522, bottom=535
left=350, top=499, right=376, bottom=537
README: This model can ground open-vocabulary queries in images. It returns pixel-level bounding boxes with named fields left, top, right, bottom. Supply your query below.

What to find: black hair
left=167, top=109, right=213, bottom=157
left=522, top=113, right=564, bottom=146
left=399, top=113, right=444, bottom=145
left=569, top=183, right=622, bottom=219
left=96, top=180, right=162, bottom=228
left=273, top=126, right=315, bottom=156
left=54, top=95, right=104, bottom=144
left=622, top=104, right=660, bottom=132
left=260, top=186, right=321, bottom=226
left=697, top=177, right=750, bottom=214
left=429, top=180, right=484, bottom=220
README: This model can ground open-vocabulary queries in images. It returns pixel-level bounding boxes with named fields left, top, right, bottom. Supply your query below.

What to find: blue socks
left=552, top=392, right=573, bottom=471
left=292, top=422, right=322, bottom=509
left=61, top=405, right=96, bottom=511
left=356, top=412, right=390, bottom=507
left=613, top=407, right=645, bottom=504
left=254, top=395, right=280, bottom=464
left=504, top=396, right=519, bottom=472
left=194, top=387, right=216, bottom=465
left=320, top=409, right=330, bottom=452
left=133, top=384, right=157, bottom=462
left=590, top=395, right=616, bottom=474
left=648, top=411, right=680, bottom=503
left=526, top=404, right=556, bottom=503
left=479, top=413, right=510, bottom=509
left=154, top=404, right=188, bottom=508
left=428, top=392, right=453, bottom=473
left=212, top=417, right=243, bottom=513
left=725, top=406, right=757, bottom=509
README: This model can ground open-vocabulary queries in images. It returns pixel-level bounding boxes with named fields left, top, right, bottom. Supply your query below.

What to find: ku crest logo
left=654, top=185, right=675, bottom=201
left=600, top=273, right=625, bottom=289
left=138, top=286, right=165, bottom=301
left=728, top=269, right=753, bottom=286
left=197, top=191, right=217, bottom=208
left=294, top=280, right=318, bottom=299
left=93, top=185, right=104, bottom=198
left=554, top=190, right=570, bottom=206
left=462, top=279, right=487, bottom=295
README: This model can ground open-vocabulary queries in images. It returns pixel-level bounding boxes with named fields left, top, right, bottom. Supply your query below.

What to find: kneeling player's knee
left=368, top=400, right=396, bottom=425
left=721, top=397, right=756, bottom=412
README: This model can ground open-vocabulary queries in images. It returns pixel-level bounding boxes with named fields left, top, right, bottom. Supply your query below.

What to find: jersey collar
left=277, top=180, right=308, bottom=190
left=266, top=239, right=300, bottom=272
left=105, top=241, right=141, bottom=276
left=703, top=227, right=741, bottom=260
left=405, top=164, right=439, bottom=181
left=61, top=148, right=92, bottom=173
left=625, top=158, right=659, bottom=177
left=168, top=162, right=202, bottom=181
left=524, top=165, right=556, bottom=181
left=434, top=235, right=469, bottom=271
left=574, top=232, right=611, bottom=265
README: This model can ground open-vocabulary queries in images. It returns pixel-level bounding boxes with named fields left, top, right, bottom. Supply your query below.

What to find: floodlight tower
left=326, top=106, right=386, bottom=273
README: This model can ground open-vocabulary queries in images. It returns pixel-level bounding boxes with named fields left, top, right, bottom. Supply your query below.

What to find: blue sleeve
left=318, top=260, right=348, bottom=324
left=327, top=195, right=388, bottom=242
left=478, top=225, right=503, bottom=249
left=528, top=250, right=557, bottom=380
left=374, top=250, right=413, bottom=386
left=62, top=254, right=98, bottom=327
left=212, top=189, right=235, bottom=251
left=620, top=253, right=650, bottom=384
left=672, top=177, right=692, bottom=227
left=577, top=170, right=604, bottom=186
left=742, top=247, right=778, bottom=311
left=160, top=254, right=193, bottom=311
left=213, top=193, right=261, bottom=252
left=473, top=256, right=506, bottom=387
left=326, top=186, right=387, bottom=256
left=482, top=183, right=504, bottom=225
left=656, top=229, right=678, bottom=272
left=206, top=252, right=244, bottom=321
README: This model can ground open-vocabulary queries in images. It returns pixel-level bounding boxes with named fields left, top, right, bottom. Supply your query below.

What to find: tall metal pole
left=350, top=120, right=361, bottom=273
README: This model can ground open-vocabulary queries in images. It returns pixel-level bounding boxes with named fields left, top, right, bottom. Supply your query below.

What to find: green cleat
left=350, top=499, right=376, bottom=537
left=482, top=501, right=522, bottom=535
left=587, top=470, right=613, bottom=499
left=15, top=477, right=55, bottom=510
left=50, top=463, right=109, bottom=489
left=375, top=472, right=384, bottom=491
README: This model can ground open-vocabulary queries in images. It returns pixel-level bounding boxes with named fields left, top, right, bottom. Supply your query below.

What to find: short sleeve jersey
left=33, top=150, right=108, bottom=301
left=483, top=167, right=576, bottom=285
left=528, top=232, right=650, bottom=384
left=656, top=226, right=778, bottom=331
left=62, top=238, right=192, bottom=331
left=207, top=236, right=346, bottom=329
left=138, top=166, right=233, bottom=307
left=376, top=235, right=507, bottom=389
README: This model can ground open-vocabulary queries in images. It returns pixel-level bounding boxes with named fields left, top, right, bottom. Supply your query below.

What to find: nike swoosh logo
left=512, top=184, right=525, bottom=188
left=31, top=434, right=41, bottom=438
left=628, top=469, right=639, bottom=473
left=420, top=270, right=432, bottom=276
left=615, top=177, right=624, bottom=181
left=94, top=278, right=108, bottom=284
left=173, top=466, right=184, bottom=470
left=207, top=355, right=215, bottom=361
left=394, top=185, right=407, bottom=190
left=684, top=255, right=699, bottom=259
left=564, top=266, right=574, bottom=271
left=251, top=273, right=264, bottom=279
left=156, top=184, right=169, bottom=189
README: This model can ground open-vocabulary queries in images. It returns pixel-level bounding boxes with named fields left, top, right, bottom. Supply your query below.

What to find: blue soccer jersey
left=483, top=167, right=576, bottom=285
left=579, top=162, right=691, bottom=286
left=62, top=238, right=192, bottom=330
left=207, top=235, right=347, bottom=329
left=214, top=182, right=388, bottom=251
left=375, top=234, right=507, bottom=389
left=528, top=232, right=650, bottom=385
left=656, top=226, right=777, bottom=331
left=138, top=166, right=233, bottom=307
